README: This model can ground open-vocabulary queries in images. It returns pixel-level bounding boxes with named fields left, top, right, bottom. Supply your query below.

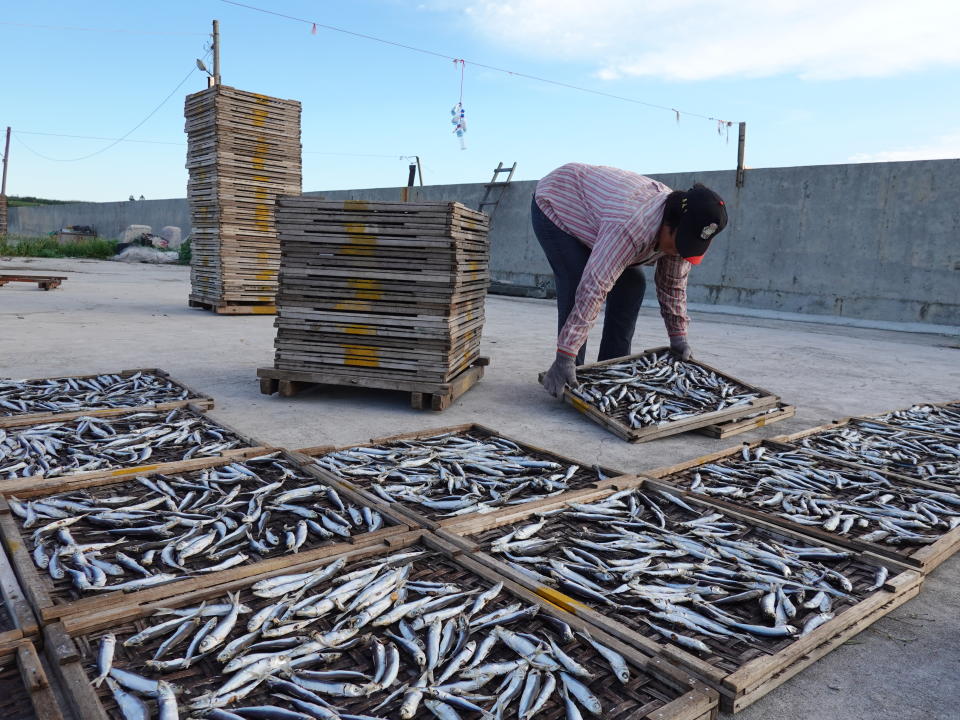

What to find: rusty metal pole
left=212, top=20, right=221, bottom=86
left=0, top=126, right=10, bottom=236
left=736, top=121, right=746, bottom=188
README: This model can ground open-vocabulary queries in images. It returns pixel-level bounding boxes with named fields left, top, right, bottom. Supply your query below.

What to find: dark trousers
left=531, top=197, right=646, bottom=365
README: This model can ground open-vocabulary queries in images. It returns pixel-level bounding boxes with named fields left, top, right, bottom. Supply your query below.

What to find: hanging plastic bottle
left=451, top=102, right=467, bottom=150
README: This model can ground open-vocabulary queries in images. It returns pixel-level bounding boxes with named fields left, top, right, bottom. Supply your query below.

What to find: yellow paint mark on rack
left=110, top=464, right=161, bottom=477
left=254, top=201, right=271, bottom=232
left=535, top=586, right=590, bottom=614
left=342, top=345, right=380, bottom=367
left=333, top=301, right=373, bottom=312
left=348, top=278, right=382, bottom=301
left=338, top=324, right=376, bottom=335
left=343, top=200, right=370, bottom=212
left=569, top=396, right=591, bottom=415
left=338, top=228, right=377, bottom=256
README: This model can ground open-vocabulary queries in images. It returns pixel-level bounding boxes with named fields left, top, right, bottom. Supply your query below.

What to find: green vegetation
left=0, top=235, right=117, bottom=259
left=178, top=237, right=192, bottom=265
left=5, top=196, right=75, bottom=207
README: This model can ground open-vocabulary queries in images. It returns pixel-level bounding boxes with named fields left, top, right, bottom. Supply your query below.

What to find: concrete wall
left=9, top=159, right=960, bottom=327
left=9, top=198, right=193, bottom=243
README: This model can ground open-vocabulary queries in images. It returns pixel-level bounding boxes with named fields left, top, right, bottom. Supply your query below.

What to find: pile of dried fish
left=800, top=421, right=960, bottom=486
left=0, top=409, right=249, bottom=480
left=87, top=551, right=639, bottom=719
left=484, top=489, right=887, bottom=656
left=671, top=445, right=960, bottom=547
left=0, top=371, right=195, bottom=416
left=871, top=404, right=960, bottom=442
left=570, top=351, right=762, bottom=428
left=314, top=431, right=609, bottom=518
left=14, top=453, right=386, bottom=596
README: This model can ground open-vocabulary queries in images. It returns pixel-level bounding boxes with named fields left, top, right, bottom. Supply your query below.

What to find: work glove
left=669, top=336, right=693, bottom=361
left=542, top=351, right=578, bottom=399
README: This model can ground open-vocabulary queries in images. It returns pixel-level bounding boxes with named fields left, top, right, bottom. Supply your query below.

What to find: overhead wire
left=12, top=52, right=211, bottom=162
left=12, top=131, right=414, bottom=159
left=0, top=21, right=206, bottom=35
left=219, top=0, right=737, bottom=126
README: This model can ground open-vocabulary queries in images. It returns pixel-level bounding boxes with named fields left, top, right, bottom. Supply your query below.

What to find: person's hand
left=542, top=352, right=578, bottom=399
left=669, top=336, right=693, bottom=361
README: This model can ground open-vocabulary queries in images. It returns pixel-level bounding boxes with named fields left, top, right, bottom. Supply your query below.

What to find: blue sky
left=2, top=1, right=958, bottom=202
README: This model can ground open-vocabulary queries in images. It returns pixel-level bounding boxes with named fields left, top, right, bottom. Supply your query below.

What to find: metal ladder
left=478, top=162, right=517, bottom=219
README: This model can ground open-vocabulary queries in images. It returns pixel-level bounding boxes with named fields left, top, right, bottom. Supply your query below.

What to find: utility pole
left=736, top=121, right=746, bottom=188
left=0, top=126, right=10, bottom=236
left=213, top=20, right=221, bottom=86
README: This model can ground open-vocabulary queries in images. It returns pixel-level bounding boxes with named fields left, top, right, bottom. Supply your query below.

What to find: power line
left=219, top=0, right=737, bottom=126
left=12, top=130, right=414, bottom=160
left=0, top=21, right=206, bottom=36
left=14, top=131, right=185, bottom=146
left=12, top=54, right=209, bottom=162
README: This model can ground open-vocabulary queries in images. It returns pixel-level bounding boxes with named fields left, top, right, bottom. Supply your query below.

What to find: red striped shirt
left=535, top=163, right=691, bottom=356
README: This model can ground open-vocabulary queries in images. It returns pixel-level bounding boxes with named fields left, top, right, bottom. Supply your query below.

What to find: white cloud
left=848, top=132, right=960, bottom=162
left=457, top=1, right=960, bottom=81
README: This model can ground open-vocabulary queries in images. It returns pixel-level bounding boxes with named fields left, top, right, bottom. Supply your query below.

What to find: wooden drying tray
left=640, top=437, right=960, bottom=573
left=440, top=478, right=923, bottom=713
left=0, top=448, right=412, bottom=626
left=0, top=404, right=268, bottom=495
left=0, top=367, right=214, bottom=429
left=294, top=421, right=633, bottom=531
left=548, top=347, right=780, bottom=443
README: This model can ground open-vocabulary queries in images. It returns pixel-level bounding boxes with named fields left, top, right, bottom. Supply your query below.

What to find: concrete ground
left=2, top=257, right=958, bottom=719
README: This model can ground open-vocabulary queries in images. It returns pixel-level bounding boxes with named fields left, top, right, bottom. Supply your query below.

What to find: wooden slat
left=695, top=403, right=796, bottom=438
left=0, top=640, right=67, bottom=720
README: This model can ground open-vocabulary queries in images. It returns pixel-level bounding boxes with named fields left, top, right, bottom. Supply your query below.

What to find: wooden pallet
left=0, top=367, right=214, bottom=428
left=188, top=294, right=277, bottom=315
left=443, top=479, right=923, bottom=713
left=640, top=439, right=960, bottom=573
left=295, top=421, right=632, bottom=530
left=0, top=449, right=411, bottom=625
left=0, top=404, right=267, bottom=494
left=0, top=275, right=66, bottom=291
left=550, top=348, right=781, bottom=443
left=695, top=403, right=796, bottom=438
left=43, top=530, right=718, bottom=720
left=258, top=356, right=490, bottom=410
left=0, top=640, right=65, bottom=720
left=772, top=418, right=960, bottom=490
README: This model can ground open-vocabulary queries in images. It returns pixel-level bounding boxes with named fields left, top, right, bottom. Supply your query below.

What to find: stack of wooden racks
left=267, top=198, right=490, bottom=388
left=184, top=84, right=302, bottom=313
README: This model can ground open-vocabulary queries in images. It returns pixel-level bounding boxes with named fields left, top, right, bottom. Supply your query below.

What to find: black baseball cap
left=675, top=183, right=728, bottom=265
